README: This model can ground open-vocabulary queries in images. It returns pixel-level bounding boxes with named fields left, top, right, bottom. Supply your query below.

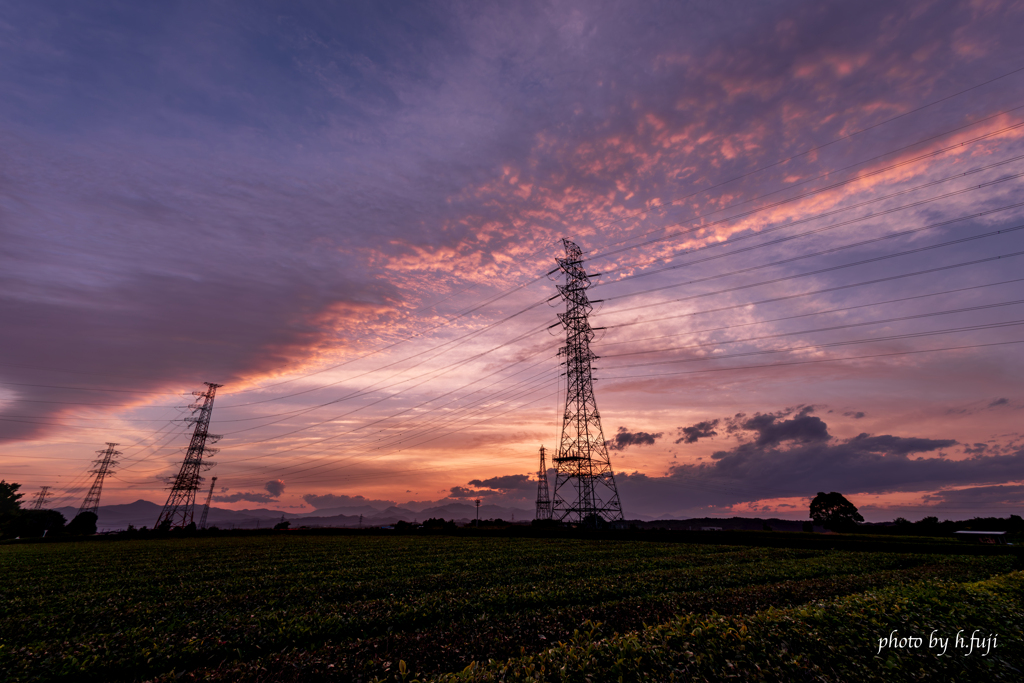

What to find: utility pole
left=535, top=445, right=552, bottom=520
left=156, top=383, right=222, bottom=529
left=198, top=476, right=217, bottom=530
left=79, top=443, right=121, bottom=517
left=551, top=238, right=624, bottom=526
left=30, top=486, right=52, bottom=511
left=475, top=498, right=481, bottom=527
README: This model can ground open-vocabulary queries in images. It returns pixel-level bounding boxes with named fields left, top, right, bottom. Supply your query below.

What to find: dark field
left=1, top=533, right=1022, bottom=682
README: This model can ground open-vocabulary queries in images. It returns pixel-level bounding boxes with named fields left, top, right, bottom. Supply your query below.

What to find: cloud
left=435, top=474, right=540, bottom=505
left=738, top=409, right=830, bottom=448
left=302, top=493, right=398, bottom=510
left=612, top=410, right=1024, bottom=517
left=213, top=492, right=279, bottom=504
left=922, top=484, right=1024, bottom=508
left=607, top=426, right=663, bottom=451
left=844, top=411, right=866, bottom=419
left=989, top=398, right=1010, bottom=408
left=844, top=433, right=957, bottom=456
left=467, top=474, right=534, bottom=491
left=675, top=419, right=720, bottom=444
left=212, top=479, right=284, bottom=504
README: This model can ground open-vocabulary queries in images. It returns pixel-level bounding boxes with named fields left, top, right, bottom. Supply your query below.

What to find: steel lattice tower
left=535, top=446, right=552, bottom=520
left=552, top=239, right=624, bottom=525
left=31, top=486, right=52, bottom=510
left=156, top=383, right=222, bottom=529
left=79, top=443, right=121, bottom=516
left=198, top=476, right=217, bottom=530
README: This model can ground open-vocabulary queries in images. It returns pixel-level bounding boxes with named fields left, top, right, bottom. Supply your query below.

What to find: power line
left=215, top=292, right=553, bottom=409
left=595, top=155, right=1024, bottom=286
left=596, top=260, right=1024, bottom=330
left=588, top=102, right=1024, bottom=262
left=220, top=369, right=559, bottom=488
left=599, top=212, right=1024, bottom=307
left=603, top=319, right=1024, bottom=370
left=600, top=299, right=1024, bottom=359
left=7, top=103, right=1020, bottom=418
left=600, top=339, right=1024, bottom=381
left=221, top=339, right=562, bottom=464
left=221, top=265, right=557, bottom=397
left=599, top=277, right=1024, bottom=348
left=248, top=383, right=560, bottom=488
left=216, top=321, right=557, bottom=449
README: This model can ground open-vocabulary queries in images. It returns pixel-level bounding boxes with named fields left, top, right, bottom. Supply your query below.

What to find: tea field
left=1, top=534, right=1021, bottom=682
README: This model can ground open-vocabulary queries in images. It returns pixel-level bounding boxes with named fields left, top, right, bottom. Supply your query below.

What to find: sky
left=3, top=0, right=1024, bottom=522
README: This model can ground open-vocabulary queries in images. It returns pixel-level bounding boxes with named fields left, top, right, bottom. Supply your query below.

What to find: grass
left=0, top=533, right=1019, bottom=682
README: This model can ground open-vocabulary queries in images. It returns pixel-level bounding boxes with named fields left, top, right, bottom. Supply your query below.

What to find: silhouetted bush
left=66, top=511, right=98, bottom=536
left=531, top=518, right=562, bottom=529
left=422, top=517, right=456, bottom=530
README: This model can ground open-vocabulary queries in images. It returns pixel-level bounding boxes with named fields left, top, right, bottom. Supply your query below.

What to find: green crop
left=432, top=571, right=1024, bottom=682
left=0, top=535, right=1016, bottom=682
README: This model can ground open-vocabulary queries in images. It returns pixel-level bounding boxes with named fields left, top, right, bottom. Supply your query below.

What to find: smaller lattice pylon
left=79, top=443, right=121, bottom=517
left=198, top=476, right=217, bottom=530
left=30, top=486, right=52, bottom=510
left=535, top=446, right=552, bottom=520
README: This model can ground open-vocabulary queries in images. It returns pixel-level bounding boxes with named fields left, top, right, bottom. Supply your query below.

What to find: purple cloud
left=302, top=493, right=398, bottom=510
left=468, top=474, right=534, bottom=491
left=676, top=420, right=720, bottom=444
left=264, top=479, right=286, bottom=497
left=213, top=492, right=278, bottom=504
left=607, top=427, right=663, bottom=451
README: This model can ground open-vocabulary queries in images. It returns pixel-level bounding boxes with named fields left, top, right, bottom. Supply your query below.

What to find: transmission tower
left=79, top=443, right=121, bottom=517
left=30, top=486, right=52, bottom=510
left=535, top=445, right=552, bottom=520
left=198, top=476, right=218, bottom=530
left=156, top=383, right=223, bottom=529
left=552, top=238, right=624, bottom=525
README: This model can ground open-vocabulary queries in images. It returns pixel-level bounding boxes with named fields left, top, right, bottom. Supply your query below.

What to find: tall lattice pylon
left=156, top=382, right=222, bottom=529
left=535, top=446, right=552, bottom=520
left=552, top=238, right=624, bottom=525
left=198, top=476, right=217, bottom=530
left=31, top=486, right=52, bottom=510
left=79, top=443, right=121, bottom=516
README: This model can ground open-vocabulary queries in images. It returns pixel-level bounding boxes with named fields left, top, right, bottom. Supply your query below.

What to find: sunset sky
left=3, top=1, right=1024, bottom=522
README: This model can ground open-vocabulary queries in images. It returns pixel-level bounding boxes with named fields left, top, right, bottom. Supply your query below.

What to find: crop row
left=0, top=535, right=1015, bottom=682
left=424, top=570, right=1024, bottom=683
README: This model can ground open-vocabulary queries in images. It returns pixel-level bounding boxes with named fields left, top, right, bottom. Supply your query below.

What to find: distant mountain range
left=55, top=500, right=805, bottom=533
left=54, top=500, right=537, bottom=532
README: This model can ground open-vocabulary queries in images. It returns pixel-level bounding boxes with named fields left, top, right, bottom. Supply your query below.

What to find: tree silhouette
left=0, top=481, right=24, bottom=537
left=14, top=509, right=66, bottom=537
left=67, top=511, right=98, bottom=536
left=809, top=491, right=864, bottom=531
